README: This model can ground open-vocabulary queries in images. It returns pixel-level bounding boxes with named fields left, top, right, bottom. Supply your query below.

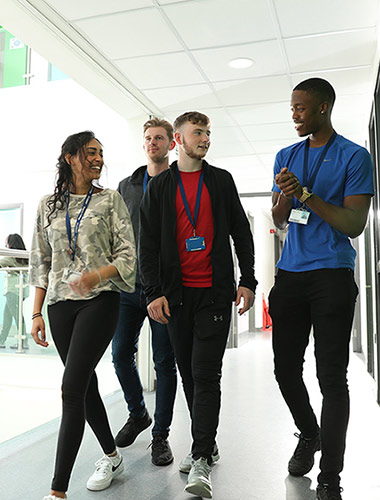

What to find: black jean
left=48, top=292, right=120, bottom=492
left=167, top=287, right=231, bottom=461
left=269, top=268, right=358, bottom=487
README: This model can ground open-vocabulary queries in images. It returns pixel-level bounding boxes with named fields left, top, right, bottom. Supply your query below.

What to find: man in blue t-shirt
left=269, top=78, right=374, bottom=500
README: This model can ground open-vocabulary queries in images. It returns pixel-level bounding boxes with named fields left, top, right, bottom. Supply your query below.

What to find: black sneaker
left=288, top=431, right=320, bottom=476
left=150, top=435, right=174, bottom=466
left=115, top=411, right=152, bottom=447
left=316, top=484, right=343, bottom=500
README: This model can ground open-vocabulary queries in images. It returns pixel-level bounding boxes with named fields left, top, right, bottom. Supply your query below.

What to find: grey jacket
left=117, top=165, right=147, bottom=285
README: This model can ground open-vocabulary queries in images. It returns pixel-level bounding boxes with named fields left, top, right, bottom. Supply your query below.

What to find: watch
left=299, top=187, right=313, bottom=203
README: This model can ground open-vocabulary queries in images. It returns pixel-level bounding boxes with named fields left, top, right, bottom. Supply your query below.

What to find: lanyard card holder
left=186, top=236, right=205, bottom=252
left=289, top=208, right=310, bottom=225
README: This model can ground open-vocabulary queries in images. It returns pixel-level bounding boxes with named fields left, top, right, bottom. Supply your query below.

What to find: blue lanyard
left=65, top=185, right=94, bottom=261
left=175, top=164, right=204, bottom=236
left=302, top=131, right=337, bottom=188
left=143, top=169, right=149, bottom=193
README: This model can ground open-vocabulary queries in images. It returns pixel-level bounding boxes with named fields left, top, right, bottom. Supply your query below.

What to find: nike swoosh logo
left=112, top=461, right=122, bottom=472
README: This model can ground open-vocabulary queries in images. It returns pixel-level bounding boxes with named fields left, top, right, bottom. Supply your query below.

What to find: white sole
left=86, top=461, right=124, bottom=491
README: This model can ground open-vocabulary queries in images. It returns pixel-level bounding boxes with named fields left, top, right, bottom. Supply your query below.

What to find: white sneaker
left=179, top=444, right=220, bottom=474
left=86, top=452, right=124, bottom=491
left=42, top=496, right=67, bottom=500
left=185, top=457, right=212, bottom=498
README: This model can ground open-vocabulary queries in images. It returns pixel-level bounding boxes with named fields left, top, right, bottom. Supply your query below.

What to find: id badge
left=185, top=236, right=206, bottom=252
left=62, top=268, right=82, bottom=284
left=289, top=208, right=310, bottom=225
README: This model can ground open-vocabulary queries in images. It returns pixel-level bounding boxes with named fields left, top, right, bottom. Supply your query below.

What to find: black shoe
left=316, top=484, right=343, bottom=500
left=288, top=431, right=321, bottom=476
left=115, top=411, right=152, bottom=447
left=150, top=435, right=174, bottom=466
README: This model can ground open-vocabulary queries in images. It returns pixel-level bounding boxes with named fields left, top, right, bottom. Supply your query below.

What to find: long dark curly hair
left=6, top=233, right=28, bottom=265
left=46, top=131, right=101, bottom=226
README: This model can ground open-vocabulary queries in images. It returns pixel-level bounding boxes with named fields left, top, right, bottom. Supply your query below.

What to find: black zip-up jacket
left=139, top=160, right=257, bottom=306
left=117, top=165, right=147, bottom=285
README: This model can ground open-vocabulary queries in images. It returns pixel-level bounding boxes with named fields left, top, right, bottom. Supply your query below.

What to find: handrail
left=0, top=267, right=29, bottom=272
left=0, top=248, right=29, bottom=258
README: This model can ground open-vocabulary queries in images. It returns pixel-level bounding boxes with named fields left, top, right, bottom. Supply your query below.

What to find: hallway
left=1, top=331, right=379, bottom=500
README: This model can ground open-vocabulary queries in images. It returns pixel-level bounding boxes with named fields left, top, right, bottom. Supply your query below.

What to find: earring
left=321, top=111, right=324, bottom=114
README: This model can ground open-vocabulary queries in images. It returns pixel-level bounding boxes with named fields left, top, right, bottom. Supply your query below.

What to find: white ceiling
left=2, top=0, right=380, bottom=193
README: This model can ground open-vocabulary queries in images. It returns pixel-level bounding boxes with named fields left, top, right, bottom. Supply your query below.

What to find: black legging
left=47, top=291, right=120, bottom=492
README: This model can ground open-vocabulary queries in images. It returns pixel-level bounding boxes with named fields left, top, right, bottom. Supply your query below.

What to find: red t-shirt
left=175, top=170, right=214, bottom=287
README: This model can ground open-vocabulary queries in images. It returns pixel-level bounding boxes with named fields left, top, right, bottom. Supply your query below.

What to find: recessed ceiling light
left=228, top=57, right=254, bottom=69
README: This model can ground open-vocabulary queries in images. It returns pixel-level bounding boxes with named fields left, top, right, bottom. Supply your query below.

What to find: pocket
left=195, top=303, right=231, bottom=339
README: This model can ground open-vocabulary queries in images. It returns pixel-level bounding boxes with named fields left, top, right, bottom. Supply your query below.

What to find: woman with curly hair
left=29, top=131, right=136, bottom=500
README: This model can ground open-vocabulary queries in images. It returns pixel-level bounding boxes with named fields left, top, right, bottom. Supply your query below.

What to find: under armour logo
left=213, top=315, right=223, bottom=321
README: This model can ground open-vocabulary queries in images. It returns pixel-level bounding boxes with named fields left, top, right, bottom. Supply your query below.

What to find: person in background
left=112, top=118, right=177, bottom=466
left=0, top=233, right=29, bottom=349
left=29, top=131, right=136, bottom=500
left=139, top=111, right=257, bottom=499
left=269, top=78, right=374, bottom=500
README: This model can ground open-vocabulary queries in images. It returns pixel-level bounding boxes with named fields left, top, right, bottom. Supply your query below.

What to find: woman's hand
left=69, top=270, right=101, bottom=297
left=31, top=316, right=49, bottom=347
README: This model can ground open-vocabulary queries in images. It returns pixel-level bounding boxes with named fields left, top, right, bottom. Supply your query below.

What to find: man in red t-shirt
left=139, top=111, right=257, bottom=499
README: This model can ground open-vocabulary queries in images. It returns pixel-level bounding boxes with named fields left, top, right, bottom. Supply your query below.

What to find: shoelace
left=293, top=432, right=314, bottom=458
left=319, top=484, right=343, bottom=499
left=94, top=456, right=114, bottom=477
left=148, top=436, right=167, bottom=450
left=192, top=458, right=211, bottom=478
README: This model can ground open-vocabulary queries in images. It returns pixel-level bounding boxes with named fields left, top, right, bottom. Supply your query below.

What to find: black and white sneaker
left=288, top=432, right=320, bottom=476
left=179, top=444, right=220, bottom=474
left=115, top=411, right=152, bottom=447
left=316, top=483, right=343, bottom=500
left=86, top=451, right=124, bottom=491
left=185, top=457, right=212, bottom=499
left=150, top=435, right=174, bottom=466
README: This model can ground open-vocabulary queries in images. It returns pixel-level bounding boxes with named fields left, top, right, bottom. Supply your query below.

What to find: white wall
left=0, top=79, right=149, bottom=250
left=240, top=196, right=276, bottom=330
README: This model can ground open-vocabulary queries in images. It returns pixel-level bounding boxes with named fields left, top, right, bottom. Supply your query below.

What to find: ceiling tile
left=211, top=126, right=249, bottom=144
left=158, top=0, right=201, bottom=3
left=214, top=76, right=292, bottom=107
left=115, top=52, right=205, bottom=89
left=163, top=0, right=276, bottom=49
left=285, top=29, right=377, bottom=73
left=241, top=122, right=296, bottom=142
left=74, top=9, right=183, bottom=58
left=228, top=102, right=291, bottom=126
left=164, top=108, right=236, bottom=126
left=191, top=40, right=287, bottom=82
left=144, top=84, right=221, bottom=110
left=250, top=138, right=301, bottom=155
left=275, top=0, right=379, bottom=38
left=290, top=67, right=373, bottom=97
left=209, top=141, right=255, bottom=158
left=47, top=0, right=153, bottom=20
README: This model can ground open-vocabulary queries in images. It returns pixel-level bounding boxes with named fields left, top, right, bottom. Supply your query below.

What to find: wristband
left=32, top=312, right=42, bottom=320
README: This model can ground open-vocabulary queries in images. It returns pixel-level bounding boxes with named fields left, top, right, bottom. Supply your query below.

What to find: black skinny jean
left=269, top=268, right=358, bottom=487
left=48, top=291, right=120, bottom=492
left=167, top=287, right=231, bottom=462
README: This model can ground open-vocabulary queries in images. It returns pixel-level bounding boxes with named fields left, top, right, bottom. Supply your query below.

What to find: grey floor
left=1, top=331, right=380, bottom=500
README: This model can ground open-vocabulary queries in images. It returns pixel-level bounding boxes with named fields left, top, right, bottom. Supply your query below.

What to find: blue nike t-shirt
left=272, top=134, right=374, bottom=271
